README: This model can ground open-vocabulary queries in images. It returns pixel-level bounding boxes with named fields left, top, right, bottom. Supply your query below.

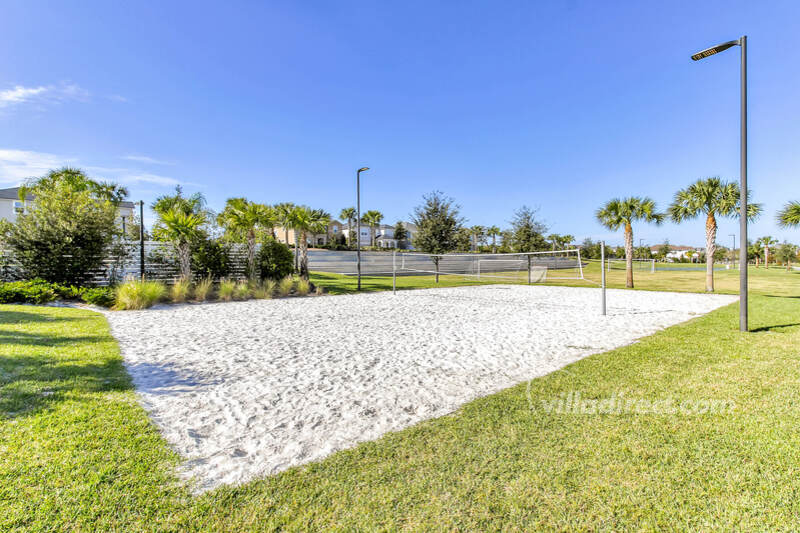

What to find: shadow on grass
left=0, top=328, right=109, bottom=347
left=0, top=353, right=132, bottom=419
left=750, top=323, right=800, bottom=333
left=0, top=310, right=91, bottom=325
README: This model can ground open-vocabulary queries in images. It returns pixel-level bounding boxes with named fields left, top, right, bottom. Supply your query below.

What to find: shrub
left=217, top=279, right=236, bottom=301
left=170, top=277, right=192, bottom=303
left=80, top=287, right=115, bottom=307
left=192, top=237, right=231, bottom=280
left=257, top=238, right=294, bottom=280
left=1, top=168, right=122, bottom=284
left=194, top=277, right=213, bottom=301
left=252, top=279, right=275, bottom=299
left=0, top=279, right=58, bottom=304
left=295, top=278, right=310, bottom=296
left=277, top=276, right=294, bottom=297
left=114, top=280, right=166, bottom=310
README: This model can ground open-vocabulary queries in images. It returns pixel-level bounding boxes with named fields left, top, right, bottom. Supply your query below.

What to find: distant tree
left=0, top=168, right=124, bottom=284
left=579, top=238, right=602, bottom=260
left=755, top=236, right=779, bottom=269
left=362, top=210, right=383, bottom=247
left=775, top=242, right=798, bottom=270
left=656, top=241, right=671, bottom=261
left=217, top=198, right=274, bottom=280
left=596, top=197, right=664, bottom=288
left=394, top=221, right=408, bottom=247
left=151, top=187, right=209, bottom=279
left=469, top=225, right=486, bottom=251
left=509, top=206, right=548, bottom=252
left=287, top=206, right=330, bottom=279
left=669, top=177, right=761, bottom=292
left=778, top=201, right=800, bottom=228
left=339, top=207, right=357, bottom=246
left=453, top=227, right=473, bottom=252
left=274, top=202, right=296, bottom=247
left=487, top=226, right=501, bottom=253
left=411, top=191, right=464, bottom=281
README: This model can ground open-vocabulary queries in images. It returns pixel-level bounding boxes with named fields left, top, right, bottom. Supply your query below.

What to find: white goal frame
left=606, top=258, right=655, bottom=273
left=392, top=249, right=585, bottom=292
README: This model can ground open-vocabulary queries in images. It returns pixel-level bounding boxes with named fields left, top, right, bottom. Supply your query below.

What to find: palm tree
left=288, top=206, right=330, bottom=279
left=362, top=210, right=383, bottom=247
left=152, top=209, right=206, bottom=279
left=151, top=187, right=209, bottom=280
left=339, top=207, right=357, bottom=246
left=470, top=225, right=486, bottom=251
left=487, top=226, right=501, bottom=253
left=756, top=236, right=778, bottom=269
left=596, top=197, right=664, bottom=288
left=20, top=167, right=129, bottom=204
left=217, top=198, right=274, bottom=281
left=778, top=201, right=800, bottom=228
left=669, top=177, right=762, bottom=292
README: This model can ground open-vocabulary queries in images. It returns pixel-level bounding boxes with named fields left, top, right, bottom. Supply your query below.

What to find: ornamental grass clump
left=252, top=279, right=275, bottom=299
left=277, top=276, right=294, bottom=297
left=113, top=279, right=166, bottom=310
left=234, top=281, right=251, bottom=300
left=217, top=279, right=236, bottom=301
left=193, top=277, right=213, bottom=301
left=170, top=277, right=192, bottom=303
left=295, top=278, right=310, bottom=296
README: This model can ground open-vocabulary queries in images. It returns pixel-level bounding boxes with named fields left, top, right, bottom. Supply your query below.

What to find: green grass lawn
left=312, top=263, right=800, bottom=297
left=2, top=271, right=800, bottom=529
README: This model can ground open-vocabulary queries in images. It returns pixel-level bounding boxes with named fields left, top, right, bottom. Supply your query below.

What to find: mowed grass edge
left=2, top=293, right=800, bottom=529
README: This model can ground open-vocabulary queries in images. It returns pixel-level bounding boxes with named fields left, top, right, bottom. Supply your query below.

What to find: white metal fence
left=0, top=240, right=253, bottom=285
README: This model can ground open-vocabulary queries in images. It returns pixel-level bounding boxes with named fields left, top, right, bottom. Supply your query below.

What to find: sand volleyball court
left=104, top=285, right=736, bottom=491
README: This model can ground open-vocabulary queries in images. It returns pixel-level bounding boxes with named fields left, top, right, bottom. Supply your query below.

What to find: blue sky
left=1, top=0, right=798, bottom=246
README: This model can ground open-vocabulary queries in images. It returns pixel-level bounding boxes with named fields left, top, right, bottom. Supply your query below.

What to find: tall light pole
left=356, top=167, right=369, bottom=290
left=692, top=35, right=748, bottom=331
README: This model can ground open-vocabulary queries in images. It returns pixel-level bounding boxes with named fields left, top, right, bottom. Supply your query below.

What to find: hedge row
left=0, top=279, right=115, bottom=307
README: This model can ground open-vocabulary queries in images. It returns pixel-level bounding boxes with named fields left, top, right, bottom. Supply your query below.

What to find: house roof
left=0, top=186, right=135, bottom=208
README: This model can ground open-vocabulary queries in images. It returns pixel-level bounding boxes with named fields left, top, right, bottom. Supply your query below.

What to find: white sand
left=104, top=285, right=736, bottom=491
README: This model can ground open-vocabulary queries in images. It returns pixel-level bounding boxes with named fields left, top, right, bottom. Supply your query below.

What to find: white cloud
left=0, top=149, right=188, bottom=191
left=0, top=82, right=90, bottom=110
left=0, top=149, right=73, bottom=185
left=117, top=173, right=183, bottom=187
left=121, top=154, right=174, bottom=165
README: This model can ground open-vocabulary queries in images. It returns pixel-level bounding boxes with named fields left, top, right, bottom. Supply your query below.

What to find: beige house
left=273, top=220, right=344, bottom=247
left=0, top=186, right=136, bottom=226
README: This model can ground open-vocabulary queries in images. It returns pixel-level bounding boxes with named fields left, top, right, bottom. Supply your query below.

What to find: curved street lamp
left=692, top=35, right=748, bottom=331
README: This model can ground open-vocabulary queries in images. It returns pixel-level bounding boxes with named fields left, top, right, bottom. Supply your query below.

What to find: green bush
left=170, top=277, right=192, bottom=303
left=258, top=238, right=294, bottom=280
left=0, top=168, right=123, bottom=284
left=277, top=276, right=294, bottom=297
left=194, top=277, right=214, bottom=301
left=295, top=278, right=310, bottom=296
left=0, top=279, right=116, bottom=307
left=80, top=287, right=115, bottom=307
left=192, top=237, right=231, bottom=280
left=113, top=280, right=166, bottom=310
left=0, top=280, right=58, bottom=304
left=233, top=281, right=251, bottom=300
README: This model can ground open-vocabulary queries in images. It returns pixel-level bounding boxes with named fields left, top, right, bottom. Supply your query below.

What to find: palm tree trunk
left=492, top=235, right=497, bottom=253
left=299, top=230, right=309, bottom=279
left=624, top=223, right=634, bottom=288
left=247, top=232, right=257, bottom=281
left=178, top=242, right=191, bottom=280
left=765, top=247, right=770, bottom=269
left=705, top=214, right=717, bottom=292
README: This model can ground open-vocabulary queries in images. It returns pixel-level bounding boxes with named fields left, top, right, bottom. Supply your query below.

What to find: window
left=13, top=201, right=24, bottom=214
left=332, top=226, right=338, bottom=233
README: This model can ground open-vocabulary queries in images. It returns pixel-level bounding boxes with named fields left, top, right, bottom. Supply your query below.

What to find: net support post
left=392, top=250, right=397, bottom=294
left=577, top=249, right=584, bottom=280
left=601, top=241, right=607, bottom=316
left=527, top=256, right=531, bottom=284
